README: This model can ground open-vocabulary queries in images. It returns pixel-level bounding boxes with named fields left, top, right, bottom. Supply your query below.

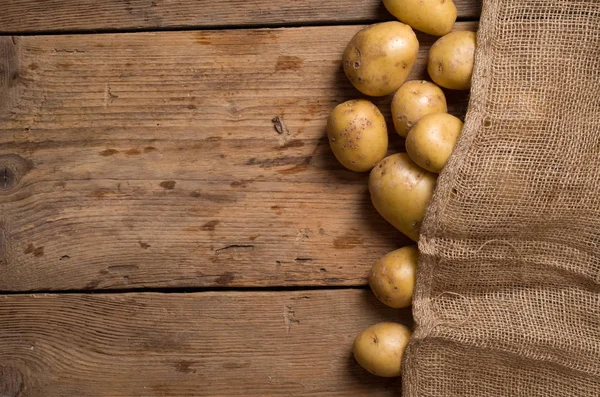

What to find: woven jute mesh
left=403, top=0, right=600, bottom=395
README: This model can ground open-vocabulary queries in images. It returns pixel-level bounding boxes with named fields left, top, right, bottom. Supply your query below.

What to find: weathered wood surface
left=0, top=0, right=481, bottom=33
left=0, top=290, right=411, bottom=396
left=0, top=23, right=475, bottom=291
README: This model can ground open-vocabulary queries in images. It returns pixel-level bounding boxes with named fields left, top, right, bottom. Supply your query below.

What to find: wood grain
left=0, top=290, right=411, bottom=396
left=0, top=0, right=481, bottom=33
left=0, top=24, right=475, bottom=291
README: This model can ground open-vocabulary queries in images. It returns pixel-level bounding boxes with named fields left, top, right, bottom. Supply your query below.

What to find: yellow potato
left=369, top=246, right=418, bottom=309
left=353, top=322, right=412, bottom=377
left=327, top=99, right=388, bottom=172
left=406, top=113, right=463, bottom=173
left=383, top=0, right=457, bottom=36
left=343, top=22, right=419, bottom=97
left=369, top=153, right=436, bottom=241
left=391, top=80, right=447, bottom=137
left=428, top=31, right=477, bottom=90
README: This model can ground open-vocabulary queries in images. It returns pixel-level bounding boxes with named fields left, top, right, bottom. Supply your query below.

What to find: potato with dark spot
left=369, top=246, right=418, bottom=309
left=391, top=80, right=447, bottom=137
left=327, top=99, right=388, bottom=172
left=383, top=0, right=457, bottom=36
left=428, top=31, right=477, bottom=90
left=369, top=153, right=436, bottom=241
left=343, top=22, right=419, bottom=97
left=406, top=113, right=463, bottom=173
left=353, top=322, right=412, bottom=377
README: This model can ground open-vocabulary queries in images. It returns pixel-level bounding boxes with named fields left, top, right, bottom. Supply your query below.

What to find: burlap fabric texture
left=403, top=0, right=600, bottom=395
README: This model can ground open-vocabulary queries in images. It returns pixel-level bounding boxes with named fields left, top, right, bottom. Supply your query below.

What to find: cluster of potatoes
left=327, top=0, right=476, bottom=378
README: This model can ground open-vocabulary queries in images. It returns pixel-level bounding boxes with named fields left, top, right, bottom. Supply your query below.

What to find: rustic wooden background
left=0, top=1, right=479, bottom=395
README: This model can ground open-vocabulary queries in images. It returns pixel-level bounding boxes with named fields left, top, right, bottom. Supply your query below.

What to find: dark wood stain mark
left=144, top=146, right=157, bottom=153
left=59, top=255, right=70, bottom=260
left=100, top=149, right=119, bottom=156
left=29, top=63, right=39, bottom=70
left=275, top=55, right=304, bottom=72
left=246, top=156, right=308, bottom=169
left=23, top=243, right=44, bottom=257
left=277, top=163, right=309, bottom=175
left=55, top=181, right=66, bottom=188
left=295, top=258, right=314, bottom=263
left=201, top=220, right=220, bottom=231
left=190, top=190, right=236, bottom=203
left=333, top=228, right=364, bottom=249
left=125, top=148, right=141, bottom=156
left=215, top=272, right=235, bottom=285
left=205, top=136, right=223, bottom=142
left=248, top=235, right=259, bottom=241
left=187, top=104, right=197, bottom=110
left=160, top=180, right=176, bottom=190
left=174, top=360, right=198, bottom=374
left=230, top=179, right=253, bottom=188
left=139, top=241, right=151, bottom=249
left=272, top=116, right=289, bottom=135
left=271, top=205, right=282, bottom=215
left=215, top=245, right=254, bottom=255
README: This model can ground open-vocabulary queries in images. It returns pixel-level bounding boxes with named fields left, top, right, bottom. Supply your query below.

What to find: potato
left=353, top=322, right=412, bottom=377
left=369, top=246, right=418, bottom=309
left=369, top=153, right=436, bottom=241
left=343, top=22, right=419, bottom=97
left=427, top=31, right=477, bottom=90
left=391, top=80, right=447, bottom=137
left=327, top=99, right=388, bottom=172
left=405, top=113, right=463, bottom=173
left=383, top=0, right=457, bottom=36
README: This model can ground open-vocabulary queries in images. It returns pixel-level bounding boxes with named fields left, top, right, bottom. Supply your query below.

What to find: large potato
left=391, top=80, right=447, bottom=137
left=383, top=0, right=457, bottom=36
left=343, top=22, right=419, bottom=97
left=369, top=246, right=418, bottom=309
left=427, top=31, right=477, bottom=90
left=369, top=153, right=436, bottom=241
left=406, top=113, right=463, bottom=173
left=353, top=322, right=412, bottom=377
left=327, top=99, right=388, bottom=172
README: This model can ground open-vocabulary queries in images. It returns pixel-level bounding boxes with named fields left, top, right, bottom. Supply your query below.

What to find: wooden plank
left=0, top=0, right=481, bottom=33
left=0, top=24, right=475, bottom=291
left=0, top=290, right=411, bottom=396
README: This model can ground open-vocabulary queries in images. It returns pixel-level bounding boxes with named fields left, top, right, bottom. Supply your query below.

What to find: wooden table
left=0, top=1, right=480, bottom=395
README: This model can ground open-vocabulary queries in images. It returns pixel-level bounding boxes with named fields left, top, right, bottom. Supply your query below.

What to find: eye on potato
left=353, top=322, right=412, bottom=377
left=427, top=31, right=477, bottom=90
left=369, top=153, right=436, bottom=241
left=383, top=0, right=457, bottom=36
left=327, top=99, right=388, bottom=172
left=369, top=246, right=419, bottom=309
left=343, top=22, right=419, bottom=97
left=405, top=112, right=463, bottom=173
left=391, top=80, right=447, bottom=137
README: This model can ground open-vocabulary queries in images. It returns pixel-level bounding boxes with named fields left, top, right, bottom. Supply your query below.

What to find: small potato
left=369, top=153, right=436, bottom=241
left=343, top=22, right=419, bottom=97
left=353, top=322, right=412, bottom=377
left=391, top=80, right=447, bottom=137
left=369, top=246, right=418, bottom=309
left=327, top=99, right=388, bottom=172
left=405, top=113, right=463, bottom=173
left=428, top=31, right=477, bottom=90
left=383, top=0, right=457, bottom=36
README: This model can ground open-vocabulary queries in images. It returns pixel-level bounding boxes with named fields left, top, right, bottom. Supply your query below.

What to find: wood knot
left=0, top=366, right=25, bottom=397
left=0, top=154, right=33, bottom=195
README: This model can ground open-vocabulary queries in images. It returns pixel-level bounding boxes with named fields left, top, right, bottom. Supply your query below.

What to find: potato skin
left=369, top=246, right=418, bottom=309
left=353, top=322, right=412, bottom=377
left=391, top=80, right=447, bottom=137
left=343, top=22, right=419, bottom=97
left=383, top=0, right=457, bottom=36
left=327, top=99, right=388, bottom=172
left=428, top=31, right=477, bottom=90
left=406, top=113, right=463, bottom=173
left=369, top=153, right=436, bottom=241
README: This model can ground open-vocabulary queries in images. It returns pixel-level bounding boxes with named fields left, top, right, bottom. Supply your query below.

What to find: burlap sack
left=403, top=0, right=600, bottom=395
